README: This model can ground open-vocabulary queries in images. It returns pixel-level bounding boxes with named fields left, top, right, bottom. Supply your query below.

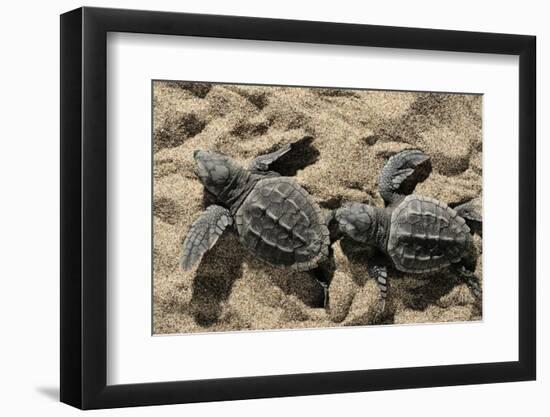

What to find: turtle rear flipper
left=368, top=261, right=389, bottom=313
left=181, top=205, right=233, bottom=270
left=379, top=149, right=432, bottom=206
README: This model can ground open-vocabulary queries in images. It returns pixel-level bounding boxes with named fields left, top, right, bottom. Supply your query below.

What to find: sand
left=152, top=81, right=482, bottom=334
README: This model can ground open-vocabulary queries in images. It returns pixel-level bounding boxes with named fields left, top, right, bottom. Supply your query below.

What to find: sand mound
left=153, top=82, right=482, bottom=334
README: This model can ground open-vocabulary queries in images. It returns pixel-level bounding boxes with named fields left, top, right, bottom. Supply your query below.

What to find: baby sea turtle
left=333, top=149, right=482, bottom=310
left=181, top=143, right=332, bottom=304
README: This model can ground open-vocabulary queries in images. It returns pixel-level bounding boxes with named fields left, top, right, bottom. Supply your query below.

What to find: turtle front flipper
left=368, top=261, right=389, bottom=313
left=180, top=205, right=233, bottom=270
left=451, top=264, right=482, bottom=301
left=248, top=143, right=292, bottom=171
left=379, top=149, right=432, bottom=206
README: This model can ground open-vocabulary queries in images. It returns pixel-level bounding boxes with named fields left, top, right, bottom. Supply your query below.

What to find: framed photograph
left=60, top=6, right=536, bottom=409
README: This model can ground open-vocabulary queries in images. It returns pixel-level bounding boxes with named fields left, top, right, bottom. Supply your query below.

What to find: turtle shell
left=387, top=195, right=472, bottom=273
left=234, top=177, right=330, bottom=271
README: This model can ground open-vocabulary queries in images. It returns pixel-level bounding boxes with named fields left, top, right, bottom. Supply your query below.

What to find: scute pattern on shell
left=235, top=177, right=330, bottom=271
left=387, top=195, right=471, bottom=273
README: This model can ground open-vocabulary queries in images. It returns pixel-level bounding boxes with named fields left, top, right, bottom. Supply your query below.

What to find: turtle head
left=193, top=150, right=243, bottom=197
left=335, top=203, right=379, bottom=245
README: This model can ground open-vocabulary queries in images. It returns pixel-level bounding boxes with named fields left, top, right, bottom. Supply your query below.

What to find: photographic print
left=152, top=81, right=483, bottom=335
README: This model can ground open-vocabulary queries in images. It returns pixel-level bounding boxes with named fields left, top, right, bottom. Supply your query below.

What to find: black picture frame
left=60, top=6, right=536, bottom=410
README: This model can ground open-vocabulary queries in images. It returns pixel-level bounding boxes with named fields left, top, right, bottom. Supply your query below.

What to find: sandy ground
left=152, top=81, right=482, bottom=334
